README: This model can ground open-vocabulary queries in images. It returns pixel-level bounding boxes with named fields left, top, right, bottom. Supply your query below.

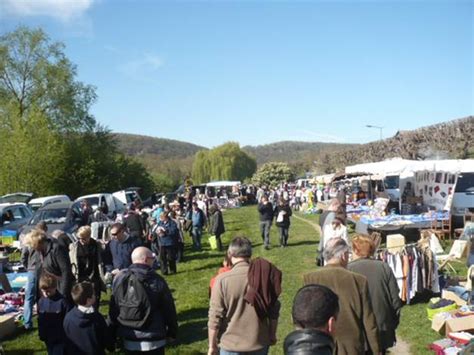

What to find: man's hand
left=207, top=346, right=218, bottom=355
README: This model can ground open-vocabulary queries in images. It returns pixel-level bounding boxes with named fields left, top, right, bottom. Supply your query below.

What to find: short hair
left=71, top=282, right=95, bottom=306
left=323, top=238, right=350, bottom=261
left=77, top=226, right=91, bottom=239
left=352, top=235, right=375, bottom=258
left=110, top=222, right=124, bottom=232
left=39, top=273, right=57, bottom=290
left=228, top=236, right=252, bottom=258
left=35, top=221, right=48, bottom=233
left=292, top=284, right=339, bottom=329
left=25, top=229, right=48, bottom=250
left=51, top=229, right=66, bottom=239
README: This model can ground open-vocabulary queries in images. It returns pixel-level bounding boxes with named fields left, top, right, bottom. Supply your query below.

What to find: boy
left=38, top=273, right=70, bottom=355
left=63, top=282, right=112, bottom=355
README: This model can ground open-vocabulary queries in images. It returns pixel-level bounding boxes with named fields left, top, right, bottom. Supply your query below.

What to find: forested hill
left=242, top=141, right=358, bottom=165
left=114, top=133, right=206, bottom=158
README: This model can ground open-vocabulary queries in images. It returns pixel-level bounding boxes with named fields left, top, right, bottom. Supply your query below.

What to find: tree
left=0, top=26, right=96, bottom=132
left=192, top=142, right=256, bottom=184
left=251, top=162, right=295, bottom=188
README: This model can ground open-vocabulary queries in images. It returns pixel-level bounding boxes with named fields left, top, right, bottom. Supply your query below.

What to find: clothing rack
left=376, top=242, right=419, bottom=252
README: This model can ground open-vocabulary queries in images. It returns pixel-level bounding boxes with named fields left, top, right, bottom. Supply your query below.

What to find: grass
left=2, top=206, right=468, bottom=354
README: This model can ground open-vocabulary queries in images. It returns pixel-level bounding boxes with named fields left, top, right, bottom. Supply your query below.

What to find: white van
left=112, top=190, right=141, bottom=209
left=75, top=193, right=126, bottom=219
left=451, top=172, right=474, bottom=226
left=28, top=195, right=71, bottom=212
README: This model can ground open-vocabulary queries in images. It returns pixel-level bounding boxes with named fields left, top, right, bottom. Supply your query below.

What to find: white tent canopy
left=206, top=181, right=241, bottom=187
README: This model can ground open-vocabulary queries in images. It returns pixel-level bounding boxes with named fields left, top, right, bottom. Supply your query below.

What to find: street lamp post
left=366, top=124, right=383, bottom=140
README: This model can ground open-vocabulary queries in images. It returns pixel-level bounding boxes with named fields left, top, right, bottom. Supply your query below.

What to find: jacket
left=244, top=258, right=282, bottom=319
left=192, top=208, right=205, bottom=228
left=63, top=306, right=111, bottom=355
left=69, top=239, right=106, bottom=292
left=284, top=329, right=334, bottom=355
left=20, top=246, right=41, bottom=272
left=156, top=218, right=178, bottom=247
left=42, top=239, right=74, bottom=302
left=303, top=266, right=380, bottom=355
left=109, top=263, right=178, bottom=341
left=104, top=235, right=142, bottom=272
left=209, top=208, right=225, bottom=236
left=258, top=203, right=274, bottom=222
left=274, top=205, right=292, bottom=228
left=38, top=292, right=70, bottom=345
left=348, top=258, right=402, bottom=350
left=125, top=212, right=145, bottom=236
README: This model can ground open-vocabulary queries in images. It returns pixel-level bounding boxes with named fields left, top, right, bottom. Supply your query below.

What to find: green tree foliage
left=0, top=26, right=155, bottom=198
left=251, top=162, right=295, bottom=188
left=192, top=142, right=256, bottom=184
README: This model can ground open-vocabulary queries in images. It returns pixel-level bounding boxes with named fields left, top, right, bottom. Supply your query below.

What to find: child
left=63, top=282, right=112, bottom=355
left=38, top=273, right=70, bottom=355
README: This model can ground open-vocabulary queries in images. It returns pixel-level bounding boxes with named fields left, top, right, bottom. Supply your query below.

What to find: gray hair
left=228, top=236, right=252, bottom=258
left=323, top=238, right=349, bottom=261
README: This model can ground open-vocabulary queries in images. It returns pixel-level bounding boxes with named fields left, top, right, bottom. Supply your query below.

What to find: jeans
left=23, top=270, right=37, bottom=329
left=278, top=227, right=289, bottom=246
left=259, top=221, right=272, bottom=247
left=220, top=346, right=269, bottom=355
left=46, top=342, right=65, bottom=355
left=192, top=227, right=203, bottom=250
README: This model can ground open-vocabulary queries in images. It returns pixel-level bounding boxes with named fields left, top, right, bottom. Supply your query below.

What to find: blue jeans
left=192, top=226, right=202, bottom=250
left=220, top=347, right=269, bottom=355
left=23, top=270, right=37, bottom=329
left=259, top=221, right=272, bottom=247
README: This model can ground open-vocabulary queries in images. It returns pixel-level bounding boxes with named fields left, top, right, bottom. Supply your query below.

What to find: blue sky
left=1, top=0, right=472, bottom=148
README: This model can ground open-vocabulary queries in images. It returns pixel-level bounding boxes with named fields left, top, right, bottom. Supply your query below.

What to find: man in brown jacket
left=208, top=236, right=280, bottom=355
left=304, top=238, right=380, bottom=355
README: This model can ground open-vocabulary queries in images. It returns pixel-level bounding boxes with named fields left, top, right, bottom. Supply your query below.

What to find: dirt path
left=293, top=213, right=412, bottom=355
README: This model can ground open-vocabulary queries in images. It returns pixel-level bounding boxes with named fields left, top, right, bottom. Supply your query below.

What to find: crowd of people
left=16, top=186, right=407, bottom=355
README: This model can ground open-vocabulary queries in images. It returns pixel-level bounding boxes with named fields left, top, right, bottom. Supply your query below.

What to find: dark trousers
left=278, top=227, right=289, bottom=246
left=259, top=220, right=272, bottom=247
left=215, top=233, right=223, bottom=251
left=176, top=242, right=184, bottom=262
left=160, top=246, right=177, bottom=275
left=46, top=342, right=65, bottom=355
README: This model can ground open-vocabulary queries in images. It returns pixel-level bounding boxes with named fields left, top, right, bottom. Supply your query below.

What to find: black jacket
left=125, top=212, right=145, bottom=236
left=63, top=306, right=111, bottom=355
left=284, top=329, right=334, bottom=355
left=38, top=292, right=70, bottom=345
left=258, top=202, right=274, bottom=222
left=42, top=239, right=74, bottom=302
left=109, top=263, right=178, bottom=341
left=209, top=208, right=225, bottom=236
left=274, top=205, right=292, bottom=228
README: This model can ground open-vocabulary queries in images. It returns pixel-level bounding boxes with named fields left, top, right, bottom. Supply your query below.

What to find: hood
left=128, top=263, right=157, bottom=282
left=284, top=329, right=334, bottom=355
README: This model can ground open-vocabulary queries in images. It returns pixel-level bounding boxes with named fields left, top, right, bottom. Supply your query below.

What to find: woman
left=208, top=204, right=225, bottom=251
left=318, top=199, right=344, bottom=265
left=274, top=199, right=292, bottom=247
left=322, top=216, right=348, bottom=250
left=69, top=226, right=106, bottom=307
left=348, top=235, right=402, bottom=354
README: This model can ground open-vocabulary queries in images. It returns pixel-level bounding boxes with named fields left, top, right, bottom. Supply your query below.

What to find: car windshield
left=30, top=208, right=68, bottom=225
left=455, top=173, right=474, bottom=193
left=29, top=204, right=42, bottom=212
left=384, top=176, right=399, bottom=189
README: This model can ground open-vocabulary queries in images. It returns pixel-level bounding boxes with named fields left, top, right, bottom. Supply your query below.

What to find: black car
left=19, top=202, right=83, bottom=243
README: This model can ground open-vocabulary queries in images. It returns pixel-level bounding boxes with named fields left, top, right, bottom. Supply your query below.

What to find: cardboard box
left=442, top=289, right=468, bottom=306
left=432, top=310, right=474, bottom=336
left=0, top=314, right=16, bottom=340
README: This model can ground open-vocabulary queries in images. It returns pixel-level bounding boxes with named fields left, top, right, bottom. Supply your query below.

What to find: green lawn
left=2, top=206, right=466, bottom=354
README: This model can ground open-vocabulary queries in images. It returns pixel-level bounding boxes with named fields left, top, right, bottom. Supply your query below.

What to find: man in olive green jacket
left=304, top=238, right=380, bottom=355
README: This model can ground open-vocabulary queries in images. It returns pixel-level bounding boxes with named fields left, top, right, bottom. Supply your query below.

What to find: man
left=258, top=196, right=274, bottom=250
left=104, top=223, right=142, bottom=277
left=109, top=247, right=178, bottom=355
left=124, top=203, right=146, bottom=241
left=303, top=238, right=380, bottom=355
left=208, top=236, right=280, bottom=355
left=284, top=285, right=339, bottom=355
left=156, top=212, right=179, bottom=275
left=191, top=202, right=206, bottom=250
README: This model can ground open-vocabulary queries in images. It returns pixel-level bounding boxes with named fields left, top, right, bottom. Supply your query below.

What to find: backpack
left=114, top=271, right=152, bottom=329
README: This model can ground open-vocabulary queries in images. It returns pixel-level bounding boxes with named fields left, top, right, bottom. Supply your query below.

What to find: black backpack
left=114, top=271, right=152, bottom=329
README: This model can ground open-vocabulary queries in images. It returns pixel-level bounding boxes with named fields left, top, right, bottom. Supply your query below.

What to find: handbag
left=208, top=235, right=218, bottom=250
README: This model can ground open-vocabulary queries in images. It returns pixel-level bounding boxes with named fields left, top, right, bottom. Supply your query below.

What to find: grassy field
left=2, top=206, right=467, bottom=354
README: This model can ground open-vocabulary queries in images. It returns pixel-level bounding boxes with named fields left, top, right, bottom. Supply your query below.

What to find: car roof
left=76, top=193, right=110, bottom=200
left=38, top=202, right=75, bottom=210
left=29, top=195, right=70, bottom=204
left=0, top=202, right=28, bottom=211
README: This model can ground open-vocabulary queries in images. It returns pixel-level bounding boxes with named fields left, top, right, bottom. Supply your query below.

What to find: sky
left=1, top=0, right=472, bottom=148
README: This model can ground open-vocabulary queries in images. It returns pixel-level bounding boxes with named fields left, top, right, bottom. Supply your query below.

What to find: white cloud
left=118, top=54, right=164, bottom=83
left=3, top=0, right=94, bottom=22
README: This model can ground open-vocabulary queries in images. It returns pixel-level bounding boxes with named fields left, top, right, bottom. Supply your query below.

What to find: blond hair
left=352, top=234, right=376, bottom=258
left=24, top=229, right=47, bottom=250
left=76, top=226, right=91, bottom=240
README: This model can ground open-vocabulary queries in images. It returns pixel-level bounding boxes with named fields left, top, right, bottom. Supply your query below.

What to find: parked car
left=28, top=195, right=71, bottom=212
left=0, top=203, right=34, bottom=235
left=75, top=193, right=125, bottom=219
left=0, top=192, right=34, bottom=204
left=112, top=189, right=141, bottom=209
left=19, top=202, right=83, bottom=244
left=452, top=171, right=474, bottom=227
